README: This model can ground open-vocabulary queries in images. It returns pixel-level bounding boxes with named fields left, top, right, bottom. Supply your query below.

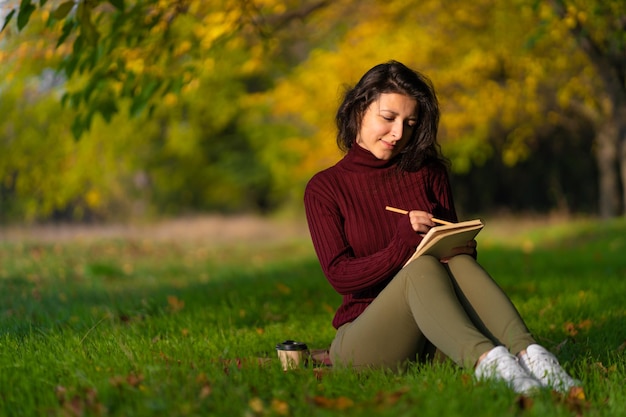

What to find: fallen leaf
left=127, top=373, right=144, bottom=387
left=515, top=395, right=534, bottom=411
left=55, top=385, right=67, bottom=402
left=322, top=303, right=335, bottom=314
left=55, top=386, right=106, bottom=417
left=271, top=398, right=290, bottom=415
left=593, top=361, right=608, bottom=375
left=569, top=386, right=586, bottom=401
left=167, top=295, right=185, bottom=312
left=577, top=319, right=592, bottom=331
left=199, top=384, right=212, bottom=399
left=311, top=395, right=355, bottom=410
left=313, top=368, right=330, bottom=381
left=563, top=386, right=590, bottom=416
left=67, top=395, right=84, bottom=417
left=460, top=373, right=472, bottom=386
left=276, top=283, right=291, bottom=295
left=373, top=386, right=410, bottom=407
left=249, top=397, right=265, bottom=414
left=108, top=376, right=126, bottom=388
left=564, top=322, right=578, bottom=336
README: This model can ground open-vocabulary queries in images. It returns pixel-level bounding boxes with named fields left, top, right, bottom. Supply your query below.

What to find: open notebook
left=404, top=219, right=484, bottom=267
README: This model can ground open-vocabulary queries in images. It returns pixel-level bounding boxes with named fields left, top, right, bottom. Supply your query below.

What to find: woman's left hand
left=440, top=239, right=477, bottom=263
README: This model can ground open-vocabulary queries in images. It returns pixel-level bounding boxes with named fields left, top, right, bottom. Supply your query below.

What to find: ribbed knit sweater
left=304, top=144, right=458, bottom=329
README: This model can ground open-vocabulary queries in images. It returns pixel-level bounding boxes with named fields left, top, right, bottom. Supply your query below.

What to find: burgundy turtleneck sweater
left=304, top=145, right=458, bottom=329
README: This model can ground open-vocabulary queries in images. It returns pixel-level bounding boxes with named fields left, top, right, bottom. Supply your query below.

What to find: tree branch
left=249, top=0, right=332, bottom=31
left=547, top=0, right=625, bottom=107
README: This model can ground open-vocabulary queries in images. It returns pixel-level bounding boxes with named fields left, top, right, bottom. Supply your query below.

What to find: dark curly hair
left=335, top=60, right=446, bottom=171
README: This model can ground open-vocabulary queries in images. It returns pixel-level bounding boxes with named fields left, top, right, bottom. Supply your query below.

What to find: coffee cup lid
left=276, top=340, right=308, bottom=351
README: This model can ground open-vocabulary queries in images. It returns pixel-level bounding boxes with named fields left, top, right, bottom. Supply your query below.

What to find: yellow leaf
left=568, top=386, right=585, bottom=401
left=322, top=303, right=335, bottom=314
left=373, top=386, right=409, bottom=406
left=271, top=399, right=289, bottom=415
left=276, top=283, right=291, bottom=295
left=311, top=396, right=354, bottom=410
left=167, top=295, right=185, bottom=312
left=199, top=384, right=212, bottom=399
left=249, top=397, right=265, bottom=414
left=577, top=319, right=592, bottom=331
left=563, top=322, right=578, bottom=336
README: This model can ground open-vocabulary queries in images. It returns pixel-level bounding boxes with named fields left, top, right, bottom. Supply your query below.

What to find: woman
left=303, top=60, right=578, bottom=394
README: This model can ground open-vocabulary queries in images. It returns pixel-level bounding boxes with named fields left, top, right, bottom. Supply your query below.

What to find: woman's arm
left=304, top=185, right=420, bottom=295
left=428, top=163, right=477, bottom=260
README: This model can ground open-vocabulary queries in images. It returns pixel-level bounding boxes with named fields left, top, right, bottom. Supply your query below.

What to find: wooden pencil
left=385, top=206, right=454, bottom=225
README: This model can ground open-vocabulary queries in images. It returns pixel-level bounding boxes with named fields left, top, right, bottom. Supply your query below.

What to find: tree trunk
left=595, top=116, right=621, bottom=218
left=548, top=0, right=626, bottom=217
left=619, top=105, right=626, bottom=215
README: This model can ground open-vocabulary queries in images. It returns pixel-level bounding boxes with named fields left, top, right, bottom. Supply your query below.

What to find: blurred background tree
left=0, top=0, right=624, bottom=223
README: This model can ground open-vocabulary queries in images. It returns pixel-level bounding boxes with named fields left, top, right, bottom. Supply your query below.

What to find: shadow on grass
left=0, top=253, right=337, bottom=346
left=1, top=221, right=624, bottom=368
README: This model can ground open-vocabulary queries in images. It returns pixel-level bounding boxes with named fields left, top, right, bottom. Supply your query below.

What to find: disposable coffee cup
left=276, top=340, right=309, bottom=371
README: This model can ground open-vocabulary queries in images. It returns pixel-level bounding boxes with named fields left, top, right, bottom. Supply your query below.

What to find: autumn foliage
left=1, top=0, right=625, bottom=222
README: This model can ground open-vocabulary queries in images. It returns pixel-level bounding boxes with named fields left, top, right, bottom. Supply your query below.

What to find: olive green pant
left=329, top=255, right=535, bottom=370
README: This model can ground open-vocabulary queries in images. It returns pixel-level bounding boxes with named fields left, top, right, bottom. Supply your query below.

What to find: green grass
left=1, top=217, right=625, bottom=416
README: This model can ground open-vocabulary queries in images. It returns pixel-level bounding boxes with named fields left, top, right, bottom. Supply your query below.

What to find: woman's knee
left=446, top=254, right=476, bottom=268
left=394, top=256, right=452, bottom=291
left=403, top=255, right=447, bottom=279
left=405, top=255, right=444, bottom=272
left=447, top=254, right=490, bottom=284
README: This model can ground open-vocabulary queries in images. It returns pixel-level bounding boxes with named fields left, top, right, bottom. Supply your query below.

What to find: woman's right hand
left=407, top=210, right=435, bottom=234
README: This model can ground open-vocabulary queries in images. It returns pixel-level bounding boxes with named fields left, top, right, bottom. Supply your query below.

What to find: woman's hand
left=407, top=210, right=435, bottom=234
left=440, top=239, right=478, bottom=263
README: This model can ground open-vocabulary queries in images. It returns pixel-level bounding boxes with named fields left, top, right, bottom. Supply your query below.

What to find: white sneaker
left=475, top=346, right=542, bottom=394
left=518, top=344, right=579, bottom=393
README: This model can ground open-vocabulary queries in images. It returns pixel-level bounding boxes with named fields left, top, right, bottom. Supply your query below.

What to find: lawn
left=0, top=216, right=625, bottom=416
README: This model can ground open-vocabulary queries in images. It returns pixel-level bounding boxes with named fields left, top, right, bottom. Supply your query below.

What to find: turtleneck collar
left=338, top=143, right=399, bottom=171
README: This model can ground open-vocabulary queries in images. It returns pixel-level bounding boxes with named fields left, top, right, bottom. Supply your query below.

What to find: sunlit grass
left=1, top=217, right=625, bottom=416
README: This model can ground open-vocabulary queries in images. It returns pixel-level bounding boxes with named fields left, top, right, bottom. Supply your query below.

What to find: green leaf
left=57, top=18, right=76, bottom=47
left=129, top=79, right=160, bottom=117
left=53, top=1, right=76, bottom=20
left=72, top=33, right=84, bottom=55
left=130, top=95, right=149, bottom=117
left=1, top=10, right=16, bottom=32
left=63, top=55, right=79, bottom=78
left=70, top=114, right=85, bottom=140
left=70, top=111, right=94, bottom=140
left=108, top=0, right=124, bottom=11
left=97, top=98, right=119, bottom=123
left=83, top=74, right=104, bottom=101
left=17, top=1, right=36, bottom=31
left=75, top=1, right=99, bottom=45
left=169, top=76, right=184, bottom=94
left=39, top=0, right=48, bottom=6
left=68, top=91, right=82, bottom=108
left=81, top=18, right=100, bottom=45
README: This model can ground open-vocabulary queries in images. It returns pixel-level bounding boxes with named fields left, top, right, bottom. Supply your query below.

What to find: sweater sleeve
left=304, top=176, right=421, bottom=295
left=428, top=162, right=459, bottom=222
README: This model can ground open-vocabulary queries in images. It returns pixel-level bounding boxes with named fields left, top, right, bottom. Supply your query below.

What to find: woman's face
left=355, top=93, right=418, bottom=160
